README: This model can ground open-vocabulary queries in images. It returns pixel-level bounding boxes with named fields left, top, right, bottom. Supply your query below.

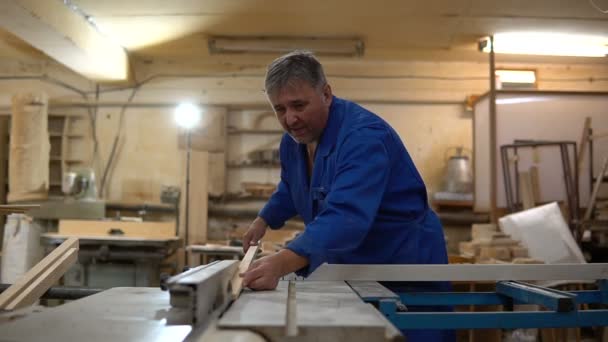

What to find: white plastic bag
left=1, top=214, right=43, bottom=283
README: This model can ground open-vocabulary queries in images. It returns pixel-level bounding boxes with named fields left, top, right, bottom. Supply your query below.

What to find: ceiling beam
left=0, top=0, right=129, bottom=82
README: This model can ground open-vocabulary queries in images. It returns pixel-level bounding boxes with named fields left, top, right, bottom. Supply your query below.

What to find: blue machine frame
left=351, top=280, right=608, bottom=330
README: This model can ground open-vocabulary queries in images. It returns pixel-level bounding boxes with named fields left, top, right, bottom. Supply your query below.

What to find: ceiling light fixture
left=208, top=36, right=365, bottom=57
left=479, top=32, right=608, bottom=57
left=495, top=69, right=537, bottom=90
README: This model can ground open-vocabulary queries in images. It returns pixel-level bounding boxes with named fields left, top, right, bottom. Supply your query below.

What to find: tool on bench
left=161, top=244, right=259, bottom=325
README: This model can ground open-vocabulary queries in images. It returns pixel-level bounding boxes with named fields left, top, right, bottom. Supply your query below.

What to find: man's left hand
left=240, top=249, right=309, bottom=291
left=240, top=254, right=283, bottom=290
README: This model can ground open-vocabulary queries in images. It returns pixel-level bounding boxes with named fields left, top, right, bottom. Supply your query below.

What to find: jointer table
left=3, top=262, right=608, bottom=341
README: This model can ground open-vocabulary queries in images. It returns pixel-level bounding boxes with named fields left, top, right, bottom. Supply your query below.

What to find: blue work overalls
left=260, top=96, right=454, bottom=341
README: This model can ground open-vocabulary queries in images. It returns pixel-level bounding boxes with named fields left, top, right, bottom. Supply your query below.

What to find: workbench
left=41, top=233, right=181, bottom=287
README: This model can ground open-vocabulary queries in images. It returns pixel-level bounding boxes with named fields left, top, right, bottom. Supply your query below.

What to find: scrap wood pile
left=459, top=223, right=543, bottom=264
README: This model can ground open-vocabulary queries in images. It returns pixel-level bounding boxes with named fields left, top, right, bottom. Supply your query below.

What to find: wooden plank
left=529, top=166, right=541, bottom=204
left=43, top=233, right=179, bottom=243
left=0, top=237, right=78, bottom=309
left=577, top=117, right=591, bottom=173
left=285, top=281, right=298, bottom=337
left=5, top=247, right=78, bottom=310
left=58, top=220, right=175, bottom=238
left=518, top=171, right=535, bottom=210
left=584, top=156, right=608, bottom=221
left=0, top=204, right=40, bottom=214
left=188, top=150, right=209, bottom=245
left=230, top=244, right=259, bottom=299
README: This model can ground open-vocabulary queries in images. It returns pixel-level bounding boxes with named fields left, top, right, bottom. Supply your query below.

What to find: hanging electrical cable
left=589, top=0, right=608, bottom=13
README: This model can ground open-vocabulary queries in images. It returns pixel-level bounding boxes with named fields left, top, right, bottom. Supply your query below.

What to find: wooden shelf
left=49, top=133, right=85, bottom=138
left=228, top=129, right=284, bottom=135
left=227, top=163, right=280, bottom=169
left=50, top=156, right=84, bottom=163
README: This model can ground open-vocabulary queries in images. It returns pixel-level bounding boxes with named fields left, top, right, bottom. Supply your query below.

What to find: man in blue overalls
left=241, top=51, right=453, bottom=341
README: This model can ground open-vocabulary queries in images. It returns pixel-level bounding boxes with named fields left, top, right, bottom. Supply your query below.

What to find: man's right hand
left=243, top=216, right=268, bottom=252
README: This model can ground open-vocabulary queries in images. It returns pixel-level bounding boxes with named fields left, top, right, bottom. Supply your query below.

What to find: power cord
left=589, top=0, right=608, bottom=13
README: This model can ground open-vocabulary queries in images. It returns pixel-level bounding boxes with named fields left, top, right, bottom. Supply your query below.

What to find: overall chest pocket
left=310, top=153, right=336, bottom=217
left=311, top=186, right=328, bottom=216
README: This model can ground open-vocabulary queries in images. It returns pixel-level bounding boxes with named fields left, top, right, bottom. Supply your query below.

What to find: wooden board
left=577, top=117, right=591, bottom=173
left=188, top=150, right=209, bottom=245
left=43, top=233, right=180, bottom=243
left=59, top=220, right=175, bottom=238
left=0, top=204, right=40, bottom=214
left=0, top=237, right=78, bottom=309
left=519, top=171, right=535, bottom=210
left=231, top=244, right=259, bottom=299
left=5, top=247, right=78, bottom=310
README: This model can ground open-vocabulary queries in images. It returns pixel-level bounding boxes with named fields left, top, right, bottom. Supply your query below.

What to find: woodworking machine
left=3, top=263, right=608, bottom=341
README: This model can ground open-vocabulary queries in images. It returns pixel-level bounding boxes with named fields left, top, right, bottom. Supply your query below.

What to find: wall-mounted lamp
left=174, top=102, right=202, bottom=248
left=479, top=33, right=608, bottom=58
left=208, top=36, right=365, bottom=57
left=175, top=103, right=201, bottom=130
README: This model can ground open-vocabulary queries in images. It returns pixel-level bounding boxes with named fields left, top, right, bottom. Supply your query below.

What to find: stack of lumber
left=241, top=182, right=276, bottom=197
left=459, top=224, right=543, bottom=264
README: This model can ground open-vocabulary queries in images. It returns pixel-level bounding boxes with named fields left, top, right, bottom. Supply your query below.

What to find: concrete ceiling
left=1, top=0, right=607, bottom=81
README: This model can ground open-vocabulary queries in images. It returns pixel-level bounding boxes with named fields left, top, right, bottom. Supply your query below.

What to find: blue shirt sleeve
left=258, top=155, right=298, bottom=229
left=286, top=133, right=390, bottom=276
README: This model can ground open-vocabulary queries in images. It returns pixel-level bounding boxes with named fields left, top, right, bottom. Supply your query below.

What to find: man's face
left=268, top=79, right=332, bottom=144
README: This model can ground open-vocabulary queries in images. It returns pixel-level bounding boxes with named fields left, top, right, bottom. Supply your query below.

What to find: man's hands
left=243, top=216, right=269, bottom=252
left=240, top=254, right=283, bottom=290
left=240, top=249, right=309, bottom=291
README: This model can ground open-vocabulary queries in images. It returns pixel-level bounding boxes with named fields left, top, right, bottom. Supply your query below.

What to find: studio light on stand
left=174, top=103, right=202, bottom=251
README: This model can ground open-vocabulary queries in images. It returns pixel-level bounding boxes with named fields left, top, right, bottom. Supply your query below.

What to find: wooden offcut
left=5, top=247, right=78, bottom=310
left=0, top=204, right=40, bottom=215
left=584, top=156, right=608, bottom=221
left=231, top=244, right=260, bottom=299
left=59, top=220, right=175, bottom=239
left=0, top=237, right=78, bottom=310
left=285, top=281, right=298, bottom=337
left=577, top=117, right=591, bottom=173
left=188, top=151, right=209, bottom=245
left=519, top=171, right=535, bottom=210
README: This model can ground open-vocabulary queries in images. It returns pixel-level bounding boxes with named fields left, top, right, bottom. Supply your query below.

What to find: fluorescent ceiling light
left=480, top=33, right=608, bottom=57
left=208, top=36, right=364, bottom=57
left=496, top=70, right=536, bottom=84
left=496, top=97, right=551, bottom=105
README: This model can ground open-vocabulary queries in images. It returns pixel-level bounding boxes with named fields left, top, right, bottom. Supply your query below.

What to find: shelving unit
left=48, top=113, right=90, bottom=197
left=0, top=112, right=91, bottom=200
left=224, top=110, right=282, bottom=195
left=226, top=163, right=280, bottom=169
